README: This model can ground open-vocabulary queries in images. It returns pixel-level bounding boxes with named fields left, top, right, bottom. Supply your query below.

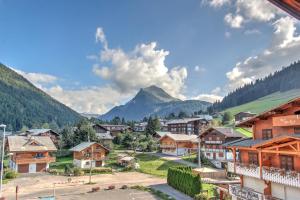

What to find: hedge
left=167, top=166, right=201, bottom=197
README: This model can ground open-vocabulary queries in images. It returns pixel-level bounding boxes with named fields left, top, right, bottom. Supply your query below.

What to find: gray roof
left=26, top=129, right=59, bottom=136
left=7, top=136, right=57, bottom=152
left=96, top=132, right=113, bottom=140
left=69, top=142, right=96, bottom=152
left=161, top=133, right=198, bottom=142
left=201, top=127, right=245, bottom=138
left=155, top=131, right=172, bottom=137
left=69, top=142, right=110, bottom=152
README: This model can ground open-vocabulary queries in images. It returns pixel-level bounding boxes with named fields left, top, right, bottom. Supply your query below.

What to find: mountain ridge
left=100, top=85, right=211, bottom=120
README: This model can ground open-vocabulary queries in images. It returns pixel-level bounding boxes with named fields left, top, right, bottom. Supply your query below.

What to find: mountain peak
left=139, top=85, right=179, bottom=103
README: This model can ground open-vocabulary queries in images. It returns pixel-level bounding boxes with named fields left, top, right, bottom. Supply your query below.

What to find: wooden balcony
left=262, top=167, right=300, bottom=188
left=160, top=144, right=176, bottom=148
left=272, top=115, right=300, bottom=127
left=14, top=156, right=56, bottom=164
left=229, top=184, right=264, bottom=200
left=227, top=162, right=260, bottom=178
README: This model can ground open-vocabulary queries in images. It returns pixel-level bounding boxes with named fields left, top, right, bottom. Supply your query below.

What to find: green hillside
left=224, top=89, right=300, bottom=116
left=0, top=63, right=82, bottom=131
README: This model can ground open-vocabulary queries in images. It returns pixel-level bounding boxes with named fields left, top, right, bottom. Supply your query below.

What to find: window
left=280, top=155, right=294, bottom=170
left=219, top=152, right=224, bottom=157
left=262, top=129, right=273, bottom=140
left=295, top=127, right=300, bottom=134
left=248, top=152, right=258, bottom=165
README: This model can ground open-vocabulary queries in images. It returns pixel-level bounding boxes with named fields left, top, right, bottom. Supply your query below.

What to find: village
left=0, top=96, right=299, bottom=200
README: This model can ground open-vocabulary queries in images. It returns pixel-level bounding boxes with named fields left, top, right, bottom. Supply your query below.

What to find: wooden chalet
left=6, top=136, right=57, bottom=173
left=226, top=97, right=300, bottom=200
left=234, top=111, right=256, bottom=124
left=159, top=133, right=198, bottom=156
left=167, top=118, right=210, bottom=135
left=92, top=124, right=114, bottom=147
left=200, top=127, right=245, bottom=168
left=20, top=129, right=60, bottom=146
left=69, top=142, right=109, bottom=169
left=98, top=124, right=131, bottom=137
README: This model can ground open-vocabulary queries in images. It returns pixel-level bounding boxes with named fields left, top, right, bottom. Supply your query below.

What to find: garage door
left=18, top=164, right=29, bottom=173
left=36, top=163, right=47, bottom=172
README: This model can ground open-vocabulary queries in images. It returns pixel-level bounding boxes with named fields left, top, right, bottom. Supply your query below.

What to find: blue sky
left=0, top=0, right=299, bottom=114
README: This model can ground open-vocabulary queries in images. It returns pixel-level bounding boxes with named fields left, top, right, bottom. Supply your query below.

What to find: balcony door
left=280, top=155, right=294, bottom=170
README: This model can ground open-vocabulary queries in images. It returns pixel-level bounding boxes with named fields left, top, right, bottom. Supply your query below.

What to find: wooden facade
left=167, top=118, right=210, bottom=135
left=227, top=97, right=300, bottom=200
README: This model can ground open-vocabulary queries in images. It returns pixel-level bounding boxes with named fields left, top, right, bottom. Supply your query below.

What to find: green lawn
left=49, top=156, right=73, bottom=172
left=234, top=127, right=252, bottom=137
left=135, top=154, right=185, bottom=178
left=224, top=89, right=300, bottom=116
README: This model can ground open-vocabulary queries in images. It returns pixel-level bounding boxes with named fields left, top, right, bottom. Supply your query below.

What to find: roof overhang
left=268, top=0, right=300, bottom=20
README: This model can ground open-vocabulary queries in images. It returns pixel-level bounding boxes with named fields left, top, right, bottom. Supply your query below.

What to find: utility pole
left=0, top=124, right=6, bottom=198
left=198, top=135, right=202, bottom=168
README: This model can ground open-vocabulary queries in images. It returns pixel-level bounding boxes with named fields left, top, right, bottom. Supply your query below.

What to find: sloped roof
left=200, top=127, right=245, bottom=138
left=96, top=132, right=113, bottom=140
left=237, top=97, right=300, bottom=127
left=160, top=133, right=198, bottom=142
left=155, top=131, right=172, bottom=137
left=26, top=129, right=59, bottom=136
left=7, top=136, right=57, bottom=152
left=69, top=142, right=110, bottom=152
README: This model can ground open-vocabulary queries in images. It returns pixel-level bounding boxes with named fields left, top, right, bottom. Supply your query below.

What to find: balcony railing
left=160, top=144, right=176, bottom=148
left=229, top=184, right=264, bottom=200
left=227, top=161, right=235, bottom=173
left=15, top=156, right=56, bottom=164
left=204, top=140, right=223, bottom=144
left=201, top=148, right=224, bottom=153
left=262, top=167, right=300, bottom=188
left=236, top=163, right=260, bottom=179
left=272, top=115, right=300, bottom=127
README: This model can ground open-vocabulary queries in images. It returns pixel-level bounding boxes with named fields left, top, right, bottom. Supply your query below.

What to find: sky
left=0, top=0, right=300, bottom=114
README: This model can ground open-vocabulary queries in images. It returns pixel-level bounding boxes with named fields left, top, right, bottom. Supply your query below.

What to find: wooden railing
left=272, top=115, right=300, bottom=127
left=15, top=156, right=56, bottom=164
left=262, top=167, right=300, bottom=188
left=160, top=144, right=176, bottom=148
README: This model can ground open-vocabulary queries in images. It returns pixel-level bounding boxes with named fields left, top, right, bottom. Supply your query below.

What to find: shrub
left=121, top=185, right=128, bottom=189
left=167, top=166, right=201, bottom=197
left=48, top=169, right=61, bottom=175
left=4, top=170, right=17, bottom=179
left=82, top=167, right=112, bottom=174
left=108, top=185, right=115, bottom=190
left=73, top=167, right=84, bottom=176
left=194, top=193, right=208, bottom=200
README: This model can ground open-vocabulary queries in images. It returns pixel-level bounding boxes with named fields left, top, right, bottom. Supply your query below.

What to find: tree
left=61, top=126, right=75, bottom=148
left=178, top=111, right=188, bottom=118
left=145, top=117, right=160, bottom=137
left=222, top=111, right=233, bottom=125
left=111, top=116, right=121, bottom=125
left=73, top=119, right=96, bottom=145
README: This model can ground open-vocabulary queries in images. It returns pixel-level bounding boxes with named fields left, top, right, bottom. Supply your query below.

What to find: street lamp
left=0, top=124, right=6, bottom=198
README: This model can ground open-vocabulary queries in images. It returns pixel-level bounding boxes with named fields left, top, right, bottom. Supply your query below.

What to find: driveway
left=3, top=172, right=192, bottom=200
left=152, top=153, right=199, bottom=168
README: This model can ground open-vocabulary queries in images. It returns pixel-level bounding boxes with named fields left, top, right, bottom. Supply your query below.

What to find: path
left=151, top=184, right=193, bottom=200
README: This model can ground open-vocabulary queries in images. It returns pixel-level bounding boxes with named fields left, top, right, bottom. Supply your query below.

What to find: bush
left=167, top=166, right=201, bottom=197
left=4, top=170, right=17, bottom=179
left=48, top=169, right=61, bottom=175
left=73, top=167, right=84, bottom=176
left=82, top=167, right=112, bottom=174
left=194, top=193, right=208, bottom=200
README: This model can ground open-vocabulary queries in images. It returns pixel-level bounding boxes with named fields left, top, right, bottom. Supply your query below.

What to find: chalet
left=134, top=122, right=147, bottom=132
left=99, top=124, right=131, bottom=137
left=167, top=118, right=210, bottom=135
left=234, top=111, right=256, bottom=124
left=200, top=127, right=245, bottom=168
left=92, top=124, right=114, bottom=146
left=20, top=129, right=60, bottom=146
left=159, top=133, right=198, bottom=156
left=6, top=136, right=57, bottom=173
left=226, top=97, right=300, bottom=200
left=69, top=142, right=109, bottom=169
left=153, top=131, right=172, bottom=139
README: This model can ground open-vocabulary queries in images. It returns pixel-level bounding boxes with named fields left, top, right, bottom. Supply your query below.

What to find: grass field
left=49, top=156, right=73, bottom=172
left=224, top=89, right=300, bottom=116
left=234, top=127, right=252, bottom=137
left=135, top=153, right=185, bottom=178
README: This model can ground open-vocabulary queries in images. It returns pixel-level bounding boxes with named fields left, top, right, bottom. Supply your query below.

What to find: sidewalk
left=150, top=183, right=193, bottom=200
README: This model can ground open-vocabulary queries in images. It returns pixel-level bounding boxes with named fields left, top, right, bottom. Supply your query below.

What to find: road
left=3, top=172, right=192, bottom=200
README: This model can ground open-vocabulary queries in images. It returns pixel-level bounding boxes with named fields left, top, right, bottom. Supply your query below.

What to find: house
left=159, top=133, right=198, bottom=156
left=92, top=124, right=114, bottom=147
left=69, top=142, right=109, bottom=169
left=167, top=118, right=210, bottom=135
left=20, top=129, right=60, bottom=146
left=6, top=136, right=57, bottom=173
left=226, top=97, right=300, bottom=200
left=117, top=153, right=136, bottom=167
left=234, top=111, right=256, bottom=124
left=200, top=127, right=245, bottom=168
left=134, top=122, right=147, bottom=132
left=98, top=124, right=131, bottom=137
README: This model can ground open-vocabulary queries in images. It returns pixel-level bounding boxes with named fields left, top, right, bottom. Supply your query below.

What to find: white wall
left=243, top=176, right=265, bottom=194
left=272, top=182, right=300, bottom=200
left=73, top=159, right=96, bottom=169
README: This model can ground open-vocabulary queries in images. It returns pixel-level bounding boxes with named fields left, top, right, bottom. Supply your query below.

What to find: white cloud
left=95, top=27, right=108, bottom=49
left=203, top=0, right=231, bottom=8
left=226, top=16, right=300, bottom=90
left=193, top=94, right=223, bottom=103
left=12, top=68, right=58, bottom=89
left=194, top=65, right=206, bottom=72
left=93, top=40, right=188, bottom=99
left=244, top=29, right=261, bottom=35
left=224, top=13, right=244, bottom=28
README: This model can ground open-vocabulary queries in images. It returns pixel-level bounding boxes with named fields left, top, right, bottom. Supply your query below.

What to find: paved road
left=151, top=184, right=193, bottom=200
left=152, top=153, right=199, bottom=168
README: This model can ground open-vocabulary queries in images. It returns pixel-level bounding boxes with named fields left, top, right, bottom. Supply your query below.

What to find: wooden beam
left=261, top=149, right=300, bottom=156
left=263, top=140, right=299, bottom=150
